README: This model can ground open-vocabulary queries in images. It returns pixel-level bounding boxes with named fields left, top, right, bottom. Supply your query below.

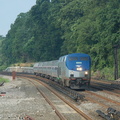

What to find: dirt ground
left=0, top=75, right=60, bottom=120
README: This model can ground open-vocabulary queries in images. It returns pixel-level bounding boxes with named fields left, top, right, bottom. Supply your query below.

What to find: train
left=4, top=53, right=91, bottom=89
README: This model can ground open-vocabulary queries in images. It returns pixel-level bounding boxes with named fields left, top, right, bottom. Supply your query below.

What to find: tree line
left=0, top=0, right=120, bottom=79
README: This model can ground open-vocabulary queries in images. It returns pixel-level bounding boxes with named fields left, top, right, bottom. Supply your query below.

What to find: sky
left=0, top=0, right=36, bottom=37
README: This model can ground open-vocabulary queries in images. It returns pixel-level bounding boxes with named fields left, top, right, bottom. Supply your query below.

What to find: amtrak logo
left=76, top=62, right=82, bottom=64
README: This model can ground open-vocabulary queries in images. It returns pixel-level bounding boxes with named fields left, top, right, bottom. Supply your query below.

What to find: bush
left=92, top=67, right=114, bottom=80
left=0, top=77, right=9, bottom=83
left=0, top=65, right=7, bottom=71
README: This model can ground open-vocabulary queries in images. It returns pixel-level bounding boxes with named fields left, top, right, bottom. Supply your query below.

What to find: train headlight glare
left=77, top=67, right=82, bottom=71
left=85, top=71, right=88, bottom=74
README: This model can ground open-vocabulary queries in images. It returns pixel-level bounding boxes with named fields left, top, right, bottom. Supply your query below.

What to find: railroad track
left=84, top=91, right=120, bottom=106
left=91, top=79, right=120, bottom=90
left=19, top=74, right=120, bottom=120
left=1, top=72, right=120, bottom=120
left=90, top=83, right=120, bottom=97
left=19, top=75, right=93, bottom=120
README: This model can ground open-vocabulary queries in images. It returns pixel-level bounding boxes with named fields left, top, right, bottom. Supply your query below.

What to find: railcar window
left=55, top=67, right=58, bottom=70
left=69, top=57, right=78, bottom=61
left=80, top=57, right=89, bottom=61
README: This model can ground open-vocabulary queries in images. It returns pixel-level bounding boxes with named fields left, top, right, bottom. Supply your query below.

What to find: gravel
left=0, top=75, right=60, bottom=120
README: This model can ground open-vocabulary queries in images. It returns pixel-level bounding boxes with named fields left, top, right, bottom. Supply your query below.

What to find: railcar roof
left=60, top=53, right=90, bottom=58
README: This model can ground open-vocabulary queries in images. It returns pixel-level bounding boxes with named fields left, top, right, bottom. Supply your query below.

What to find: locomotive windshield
left=69, top=57, right=89, bottom=61
left=80, top=57, right=89, bottom=61
left=69, top=57, right=78, bottom=61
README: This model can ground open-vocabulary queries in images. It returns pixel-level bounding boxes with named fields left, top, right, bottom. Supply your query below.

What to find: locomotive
left=4, top=53, right=91, bottom=89
left=34, top=53, right=91, bottom=89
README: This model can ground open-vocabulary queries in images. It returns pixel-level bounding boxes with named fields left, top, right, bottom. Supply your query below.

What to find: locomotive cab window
left=63, top=57, right=66, bottom=62
left=80, top=57, right=89, bottom=61
left=69, top=57, right=78, bottom=61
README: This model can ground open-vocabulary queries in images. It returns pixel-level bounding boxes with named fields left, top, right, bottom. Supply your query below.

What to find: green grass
left=0, top=77, right=9, bottom=83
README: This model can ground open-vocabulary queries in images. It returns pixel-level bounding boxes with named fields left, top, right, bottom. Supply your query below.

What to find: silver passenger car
left=33, top=60, right=58, bottom=80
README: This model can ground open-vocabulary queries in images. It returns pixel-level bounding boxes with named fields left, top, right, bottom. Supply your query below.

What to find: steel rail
left=29, top=79, right=67, bottom=120
left=91, top=83, right=120, bottom=97
left=85, top=91, right=120, bottom=106
left=20, top=76, right=93, bottom=120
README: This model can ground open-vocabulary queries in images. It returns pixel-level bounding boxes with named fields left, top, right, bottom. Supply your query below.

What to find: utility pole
left=113, top=44, right=120, bottom=80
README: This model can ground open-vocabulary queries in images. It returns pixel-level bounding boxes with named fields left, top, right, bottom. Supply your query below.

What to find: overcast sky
left=0, top=0, right=36, bottom=37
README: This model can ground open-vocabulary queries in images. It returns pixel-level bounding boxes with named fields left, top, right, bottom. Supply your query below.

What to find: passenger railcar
left=4, top=66, right=34, bottom=74
left=34, top=53, right=91, bottom=89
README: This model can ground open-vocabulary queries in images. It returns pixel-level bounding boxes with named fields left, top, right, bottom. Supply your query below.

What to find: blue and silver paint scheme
left=33, top=53, right=91, bottom=89
left=58, top=53, right=91, bottom=89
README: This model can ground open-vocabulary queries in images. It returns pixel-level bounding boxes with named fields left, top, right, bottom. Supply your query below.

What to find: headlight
left=77, top=67, right=82, bottom=71
left=85, top=71, right=88, bottom=75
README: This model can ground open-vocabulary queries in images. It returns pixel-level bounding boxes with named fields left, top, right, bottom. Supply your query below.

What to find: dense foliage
left=0, top=0, right=120, bottom=78
left=0, top=36, right=6, bottom=70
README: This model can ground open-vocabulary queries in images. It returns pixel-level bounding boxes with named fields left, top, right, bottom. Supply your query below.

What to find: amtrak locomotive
left=34, top=53, right=91, bottom=89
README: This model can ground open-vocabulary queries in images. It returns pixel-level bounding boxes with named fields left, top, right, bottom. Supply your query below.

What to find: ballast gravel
left=0, top=75, right=60, bottom=120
